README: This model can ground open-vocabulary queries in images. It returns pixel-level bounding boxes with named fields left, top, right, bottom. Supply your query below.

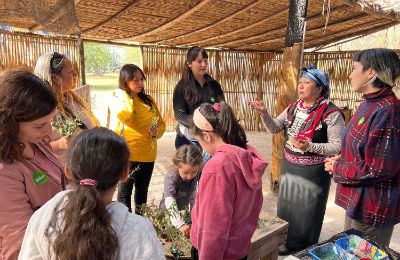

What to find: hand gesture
left=324, top=155, right=340, bottom=174
left=290, top=136, right=310, bottom=151
left=149, top=127, right=157, bottom=138
left=179, top=224, right=191, bottom=238
left=249, top=97, right=267, bottom=113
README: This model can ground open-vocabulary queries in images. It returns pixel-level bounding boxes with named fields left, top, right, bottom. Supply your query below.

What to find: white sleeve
left=165, top=196, right=185, bottom=229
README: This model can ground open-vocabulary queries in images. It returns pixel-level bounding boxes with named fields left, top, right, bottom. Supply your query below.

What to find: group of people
left=0, top=46, right=398, bottom=260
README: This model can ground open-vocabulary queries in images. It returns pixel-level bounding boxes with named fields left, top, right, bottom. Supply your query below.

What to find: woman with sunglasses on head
left=249, top=65, right=345, bottom=255
left=0, top=69, right=65, bottom=259
left=173, top=46, right=225, bottom=148
left=325, top=48, right=400, bottom=247
left=34, top=52, right=100, bottom=160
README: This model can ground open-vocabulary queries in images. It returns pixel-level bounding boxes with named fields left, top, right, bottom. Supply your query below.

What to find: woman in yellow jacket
left=108, top=64, right=165, bottom=215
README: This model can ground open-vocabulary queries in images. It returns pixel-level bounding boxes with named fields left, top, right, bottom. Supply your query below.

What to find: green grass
left=86, top=73, right=118, bottom=91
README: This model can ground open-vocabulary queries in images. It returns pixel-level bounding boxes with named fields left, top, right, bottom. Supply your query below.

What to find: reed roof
left=1, top=0, right=399, bottom=51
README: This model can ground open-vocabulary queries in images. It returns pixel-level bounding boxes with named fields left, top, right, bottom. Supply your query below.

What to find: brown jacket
left=0, top=141, right=64, bottom=260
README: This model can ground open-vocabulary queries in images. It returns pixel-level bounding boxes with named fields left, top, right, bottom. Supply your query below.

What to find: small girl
left=190, top=102, right=268, bottom=260
left=19, top=127, right=164, bottom=260
left=160, top=144, right=203, bottom=237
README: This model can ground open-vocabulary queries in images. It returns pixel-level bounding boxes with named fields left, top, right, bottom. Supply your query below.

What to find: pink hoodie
left=190, top=144, right=268, bottom=260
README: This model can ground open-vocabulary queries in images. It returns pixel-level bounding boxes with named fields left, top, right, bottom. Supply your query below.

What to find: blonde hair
left=34, top=52, right=90, bottom=118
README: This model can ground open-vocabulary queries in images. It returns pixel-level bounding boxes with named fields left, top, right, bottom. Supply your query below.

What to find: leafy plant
left=142, top=202, right=192, bottom=258
left=51, top=114, right=82, bottom=137
left=150, top=116, right=159, bottom=151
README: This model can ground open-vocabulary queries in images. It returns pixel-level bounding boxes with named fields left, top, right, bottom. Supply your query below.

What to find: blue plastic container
left=309, top=242, right=351, bottom=260
left=335, top=235, right=388, bottom=260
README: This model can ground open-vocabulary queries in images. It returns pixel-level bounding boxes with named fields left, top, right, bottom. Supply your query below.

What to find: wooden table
left=248, top=218, right=288, bottom=260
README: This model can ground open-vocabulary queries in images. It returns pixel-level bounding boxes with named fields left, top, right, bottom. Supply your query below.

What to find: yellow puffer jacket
left=108, top=89, right=166, bottom=162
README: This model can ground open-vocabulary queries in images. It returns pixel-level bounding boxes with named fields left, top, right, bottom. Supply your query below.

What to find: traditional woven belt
left=284, top=149, right=325, bottom=166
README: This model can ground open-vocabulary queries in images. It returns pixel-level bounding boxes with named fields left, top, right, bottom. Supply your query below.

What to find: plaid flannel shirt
left=333, top=88, right=400, bottom=228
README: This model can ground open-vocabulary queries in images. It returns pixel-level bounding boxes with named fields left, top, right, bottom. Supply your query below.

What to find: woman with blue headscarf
left=250, top=65, right=345, bottom=255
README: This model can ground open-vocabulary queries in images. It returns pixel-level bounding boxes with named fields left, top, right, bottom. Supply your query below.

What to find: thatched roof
left=1, top=0, right=399, bottom=51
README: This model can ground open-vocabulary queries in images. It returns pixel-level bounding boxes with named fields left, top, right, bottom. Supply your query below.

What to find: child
left=190, top=102, right=268, bottom=260
left=19, top=127, right=165, bottom=260
left=160, top=144, right=203, bottom=237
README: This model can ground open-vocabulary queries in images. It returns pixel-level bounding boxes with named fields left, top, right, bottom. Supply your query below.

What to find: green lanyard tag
left=357, top=116, right=365, bottom=126
left=32, top=171, right=48, bottom=185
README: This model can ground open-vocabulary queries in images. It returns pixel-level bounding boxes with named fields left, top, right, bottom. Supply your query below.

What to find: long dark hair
left=0, top=69, right=57, bottom=163
left=194, top=102, right=247, bottom=149
left=353, top=48, right=400, bottom=89
left=180, top=46, right=209, bottom=105
left=46, top=127, right=130, bottom=260
left=119, top=64, right=153, bottom=108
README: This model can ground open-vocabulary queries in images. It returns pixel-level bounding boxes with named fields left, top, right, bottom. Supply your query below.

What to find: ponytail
left=46, top=127, right=130, bottom=260
left=218, top=102, right=247, bottom=149
left=48, top=186, right=118, bottom=260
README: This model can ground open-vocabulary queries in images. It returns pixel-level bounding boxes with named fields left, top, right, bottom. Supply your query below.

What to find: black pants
left=175, top=133, right=199, bottom=149
left=191, top=246, right=247, bottom=260
left=117, top=161, right=154, bottom=215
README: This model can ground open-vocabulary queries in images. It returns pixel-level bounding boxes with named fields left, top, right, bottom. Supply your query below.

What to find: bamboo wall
left=143, top=47, right=399, bottom=132
left=0, top=30, right=80, bottom=72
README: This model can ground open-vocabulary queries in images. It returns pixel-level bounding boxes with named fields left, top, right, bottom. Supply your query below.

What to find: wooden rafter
left=123, top=0, right=213, bottom=40
left=82, top=0, right=140, bottom=33
left=29, top=0, right=82, bottom=31
left=344, top=0, right=400, bottom=21
left=232, top=11, right=367, bottom=49
left=183, top=8, right=288, bottom=46
left=213, top=5, right=349, bottom=48
left=305, top=20, right=399, bottom=49
left=148, top=0, right=263, bottom=44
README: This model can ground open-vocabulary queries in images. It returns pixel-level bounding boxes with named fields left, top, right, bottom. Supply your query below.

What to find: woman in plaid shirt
left=325, top=48, right=400, bottom=247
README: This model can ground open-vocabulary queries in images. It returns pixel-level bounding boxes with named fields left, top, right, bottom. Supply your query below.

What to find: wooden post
left=270, top=0, right=308, bottom=193
left=256, top=53, right=265, bottom=131
left=77, top=33, right=86, bottom=86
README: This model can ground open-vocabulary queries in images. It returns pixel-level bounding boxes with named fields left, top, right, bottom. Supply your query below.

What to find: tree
left=84, top=43, right=112, bottom=74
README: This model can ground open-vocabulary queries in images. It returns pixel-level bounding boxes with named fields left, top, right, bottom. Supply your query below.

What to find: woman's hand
left=290, top=136, right=310, bottom=151
left=249, top=97, right=267, bottom=113
left=179, top=224, right=191, bottom=238
left=324, top=155, right=340, bottom=174
left=51, top=136, right=72, bottom=151
left=149, top=127, right=157, bottom=138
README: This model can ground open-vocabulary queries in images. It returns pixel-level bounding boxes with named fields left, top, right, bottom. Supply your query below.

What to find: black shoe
left=278, top=244, right=295, bottom=256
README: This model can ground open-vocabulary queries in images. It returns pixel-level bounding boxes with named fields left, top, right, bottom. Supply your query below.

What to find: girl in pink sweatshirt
left=190, top=101, right=268, bottom=260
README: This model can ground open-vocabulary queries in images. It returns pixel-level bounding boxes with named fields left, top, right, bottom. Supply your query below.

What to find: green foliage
left=51, top=114, right=82, bottom=136
left=142, top=203, right=192, bottom=258
left=84, top=43, right=112, bottom=74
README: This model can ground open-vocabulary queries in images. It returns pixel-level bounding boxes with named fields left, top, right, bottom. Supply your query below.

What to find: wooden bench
left=248, top=218, right=288, bottom=260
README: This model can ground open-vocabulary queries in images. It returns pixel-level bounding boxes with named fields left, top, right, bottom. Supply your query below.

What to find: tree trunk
left=270, top=0, right=308, bottom=193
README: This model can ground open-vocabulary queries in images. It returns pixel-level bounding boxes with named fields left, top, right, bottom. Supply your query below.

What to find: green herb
left=142, top=202, right=192, bottom=257
left=51, top=114, right=82, bottom=137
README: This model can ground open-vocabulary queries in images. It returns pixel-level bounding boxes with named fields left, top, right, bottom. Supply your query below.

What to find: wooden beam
left=123, top=0, right=213, bottom=40
left=148, top=0, right=263, bottom=44
left=29, top=0, right=81, bottom=31
left=305, top=20, right=399, bottom=50
left=183, top=8, right=288, bottom=46
left=82, top=0, right=140, bottom=33
left=216, top=5, right=349, bottom=48
left=233, top=12, right=367, bottom=49
left=343, top=0, right=400, bottom=21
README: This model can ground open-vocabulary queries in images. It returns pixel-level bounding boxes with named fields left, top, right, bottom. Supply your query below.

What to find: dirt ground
left=115, top=131, right=400, bottom=253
